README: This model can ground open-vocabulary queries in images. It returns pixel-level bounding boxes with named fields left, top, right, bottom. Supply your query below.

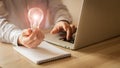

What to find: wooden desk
left=0, top=37, right=120, bottom=68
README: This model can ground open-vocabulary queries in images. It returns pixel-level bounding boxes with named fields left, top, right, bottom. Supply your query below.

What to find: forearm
left=0, top=18, right=22, bottom=46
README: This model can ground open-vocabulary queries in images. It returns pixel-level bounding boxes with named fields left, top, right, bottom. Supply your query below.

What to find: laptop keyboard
left=59, top=37, right=74, bottom=44
left=58, top=32, right=75, bottom=44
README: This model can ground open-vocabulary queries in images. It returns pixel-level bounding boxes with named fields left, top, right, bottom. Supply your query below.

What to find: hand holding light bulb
left=18, top=8, right=45, bottom=48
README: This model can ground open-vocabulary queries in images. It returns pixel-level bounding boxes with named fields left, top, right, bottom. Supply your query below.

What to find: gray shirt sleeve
left=0, top=1, right=22, bottom=46
left=48, top=0, right=72, bottom=24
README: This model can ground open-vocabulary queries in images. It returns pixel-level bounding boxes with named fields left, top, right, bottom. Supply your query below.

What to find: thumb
left=22, top=28, right=32, bottom=36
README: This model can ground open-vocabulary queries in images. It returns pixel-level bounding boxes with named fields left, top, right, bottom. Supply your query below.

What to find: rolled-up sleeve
left=0, top=1, right=22, bottom=46
left=48, top=0, right=72, bottom=24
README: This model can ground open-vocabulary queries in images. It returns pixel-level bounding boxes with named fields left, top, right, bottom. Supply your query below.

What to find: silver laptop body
left=44, top=0, right=120, bottom=50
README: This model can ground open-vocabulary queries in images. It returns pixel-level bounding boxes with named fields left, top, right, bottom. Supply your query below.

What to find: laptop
left=44, top=0, right=120, bottom=50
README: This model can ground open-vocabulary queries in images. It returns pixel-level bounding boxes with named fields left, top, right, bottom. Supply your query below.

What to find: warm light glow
left=28, top=7, right=44, bottom=28
left=33, top=14, right=39, bottom=20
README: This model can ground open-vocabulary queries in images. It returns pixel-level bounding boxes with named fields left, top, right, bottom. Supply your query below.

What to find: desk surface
left=0, top=37, right=120, bottom=68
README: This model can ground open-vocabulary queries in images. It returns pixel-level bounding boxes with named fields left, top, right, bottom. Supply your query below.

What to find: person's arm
left=0, top=1, right=22, bottom=46
left=0, top=18, right=22, bottom=46
left=48, top=0, right=76, bottom=40
left=0, top=1, right=44, bottom=48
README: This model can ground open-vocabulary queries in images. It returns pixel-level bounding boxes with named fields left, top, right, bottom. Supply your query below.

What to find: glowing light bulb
left=28, top=7, right=44, bottom=28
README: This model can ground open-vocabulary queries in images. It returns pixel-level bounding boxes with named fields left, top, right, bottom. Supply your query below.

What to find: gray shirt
left=0, top=0, right=72, bottom=46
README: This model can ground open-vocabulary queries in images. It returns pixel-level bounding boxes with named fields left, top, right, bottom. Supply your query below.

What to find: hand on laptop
left=18, top=28, right=44, bottom=48
left=50, top=21, right=76, bottom=40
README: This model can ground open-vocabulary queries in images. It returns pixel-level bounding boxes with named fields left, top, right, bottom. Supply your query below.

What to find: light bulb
left=28, top=7, right=44, bottom=28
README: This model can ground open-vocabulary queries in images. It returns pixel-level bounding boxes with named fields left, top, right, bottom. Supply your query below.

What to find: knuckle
left=70, top=24, right=75, bottom=28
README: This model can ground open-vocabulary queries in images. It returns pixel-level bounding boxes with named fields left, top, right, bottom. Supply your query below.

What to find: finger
left=60, top=23, right=72, bottom=40
left=23, top=37, right=38, bottom=48
left=70, top=24, right=76, bottom=33
left=66, top=27, right=72, bottom=40
left=37, top=30, right=45, bottom=40
left=21, top=37, right=34, bottom=47
left=29, top=28, right=38, bottom=40
left=50, top=26, right=60, bottom=34
left=20, top=39, right=31, bottom=48
left=28, top=39, right=42, bottom=48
